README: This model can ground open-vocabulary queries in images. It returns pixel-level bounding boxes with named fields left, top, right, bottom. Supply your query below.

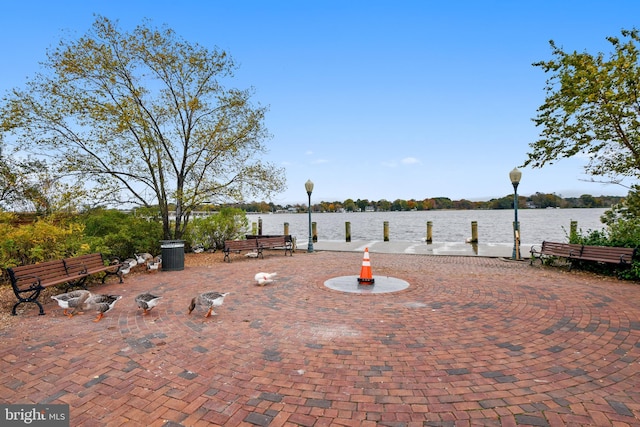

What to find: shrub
left=0, top=213, right=85, bottom=269
left=568, top=188, right=640, bottom=280
left=79, top=208, right=163, bottom=260
left=186, top=207, right=249, bottom=251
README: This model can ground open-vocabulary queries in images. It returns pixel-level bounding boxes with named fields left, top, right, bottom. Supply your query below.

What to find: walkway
left=312, top=240, right=519, bottom=257
left=1, top=250, right=639, bottom=426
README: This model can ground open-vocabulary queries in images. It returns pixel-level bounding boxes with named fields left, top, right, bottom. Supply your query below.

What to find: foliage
left=234, top=192, right=622, bottom=214
left=0, top=146, right=78, bottom=214
left=595, top=186, right=640, bottom=248
left=0, top=208, right=167, bottom=278
left=343, top=199, right=357, bottom=212
left=79, top=208, right=163, bottom=260
left=392, top=199, right=408, bottom=211
left=1, top=16, right=285, bottom=240
left=186, top=207, right=248, bottom=250
left=0, top=213, right=86, bottom=270
left=568, top=186, right=640, bottom=280
left=526, top=28, right=640, bottom=184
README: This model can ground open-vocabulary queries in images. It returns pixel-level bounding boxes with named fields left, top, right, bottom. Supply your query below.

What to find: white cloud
left=401, top=157, right=420, bottom=165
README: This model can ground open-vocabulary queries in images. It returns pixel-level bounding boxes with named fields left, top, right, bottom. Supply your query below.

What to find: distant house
left=365, top=206, right=375, bottom=212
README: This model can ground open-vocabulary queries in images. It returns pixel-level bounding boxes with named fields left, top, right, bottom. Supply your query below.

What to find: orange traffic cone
left=357, top=247, right=375, bottom=284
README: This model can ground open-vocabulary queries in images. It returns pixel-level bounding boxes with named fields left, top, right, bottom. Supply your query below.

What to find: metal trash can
left=160, top=240, right=185, bottom=271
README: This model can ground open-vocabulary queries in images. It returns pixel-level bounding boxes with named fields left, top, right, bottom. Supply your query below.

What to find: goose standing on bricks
left=135, top=293, right=162, bottom=315
left=188, top=292, right=229, bottom=318
left=51, top=290, right=91, bottom=317
left=77, top=294, right=122, bottom=322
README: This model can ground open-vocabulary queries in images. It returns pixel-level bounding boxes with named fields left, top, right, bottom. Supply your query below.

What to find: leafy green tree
left=391, top=199, right=408, bottom=211
left=356, top=199, right=370, bottom=212
left=421, top=199, right=435, bottom=210
left=528, top=192, right=564, bottom=208
left=432, top=197, right=453, bottom=209
left=377, top=199, right=392, bottom=211
left=487, top=196, right=512, bottom=209
left=453, top=199, right=473, bottom=210
left=1, top=16, right=285, bottom=240
left=579, top=194, right=598, bottom=208
left=343, top=198, right=357, bottom=212
left=525, top=28, right=640, bottom=183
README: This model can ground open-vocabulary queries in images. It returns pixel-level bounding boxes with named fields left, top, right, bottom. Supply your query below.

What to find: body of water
left=249, top=208, right=609, bottom=246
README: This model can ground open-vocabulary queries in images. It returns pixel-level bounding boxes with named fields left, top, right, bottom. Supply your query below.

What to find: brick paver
left=1, top=251, right=639, bottom=426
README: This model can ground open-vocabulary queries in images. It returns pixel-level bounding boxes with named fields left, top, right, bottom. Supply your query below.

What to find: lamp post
left=509, top=167, right=522, bottom=260
left=305, top=179, right=314, bottom=253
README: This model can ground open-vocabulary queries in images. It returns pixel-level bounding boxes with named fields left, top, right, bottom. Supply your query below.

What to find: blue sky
left=1, top=1, right=639, bottom=204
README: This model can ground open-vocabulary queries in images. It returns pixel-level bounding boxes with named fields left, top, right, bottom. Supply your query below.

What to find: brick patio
left=1, top=251, right=639, bottom=426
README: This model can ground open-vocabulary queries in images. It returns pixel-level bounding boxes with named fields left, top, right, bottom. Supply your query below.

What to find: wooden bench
left=530, top=241, right=636, bottom=273
left=530, top=241, right=582, bottom=265
left=6, top=253, right=122, bottom=316
left=63, top=253, right=123, bottom=283
left=573, top=245, right=635, bottom=266
left=256, top=235, right=293, bottom=257
left=223, top=235, right=294, bottom=262
left=223, top=239, right=259, bottom=263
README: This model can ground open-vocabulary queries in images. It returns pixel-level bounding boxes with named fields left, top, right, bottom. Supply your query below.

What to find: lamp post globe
left=509, top=168, right=522, bottom=260
left=305, top=180, right=314, bottom=253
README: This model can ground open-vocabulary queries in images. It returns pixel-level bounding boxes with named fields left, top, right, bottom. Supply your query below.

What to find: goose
left=135, top=293, right=162, bottom=315
left=146, top=256, right=162, bottom=271
left=254, top=272, right=277, bottom=286
left=79, top=294, right=122, bottom=322
left=135, top=253, right=153, bottom=265
left=118, top=263, right=132, bottom=276
left=51, top=290, right=91, bottom=317
left=123, top=258, right=138, bottom=268
left=188, top=291, right=229, bottom=318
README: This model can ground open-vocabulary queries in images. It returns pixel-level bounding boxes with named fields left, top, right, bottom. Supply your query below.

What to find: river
left=248, top=208, right=609, bottom=246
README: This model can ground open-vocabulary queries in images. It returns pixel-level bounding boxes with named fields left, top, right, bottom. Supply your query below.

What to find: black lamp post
left=509, top=167, right=522, bottom=260
left=305, top=179, right=314, bottom=253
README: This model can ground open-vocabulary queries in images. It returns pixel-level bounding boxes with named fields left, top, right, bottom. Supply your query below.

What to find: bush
left=0, top=209, right=166, bottom=283
left=79, top=208, right=163, bottom=260
left=0, top=213, right=85, bottom=269
left=186, top=207, right=249, bottom=251
left=568, top=188, right=640, bottom=280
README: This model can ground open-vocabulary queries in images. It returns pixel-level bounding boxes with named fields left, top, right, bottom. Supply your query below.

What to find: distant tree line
left=222, top=192, right=625, bottom=213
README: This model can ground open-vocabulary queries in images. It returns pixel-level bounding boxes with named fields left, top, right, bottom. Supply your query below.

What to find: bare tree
left=1, top=16, right=285, bottom=239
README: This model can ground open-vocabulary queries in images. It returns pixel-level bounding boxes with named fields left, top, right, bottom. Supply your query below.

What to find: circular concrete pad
left=324, top=275, right=410, bottom=293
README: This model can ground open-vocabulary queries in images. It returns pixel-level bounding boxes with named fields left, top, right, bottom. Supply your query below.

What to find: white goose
left=118, top=263, right=132, bottom=276
left=254, top=272, right=277, bottom=286
left=123, top=258, right=138, bottom=268
left=146, top=256, right=162, bottom=272
left=135, top=253, right=153, bottom=265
